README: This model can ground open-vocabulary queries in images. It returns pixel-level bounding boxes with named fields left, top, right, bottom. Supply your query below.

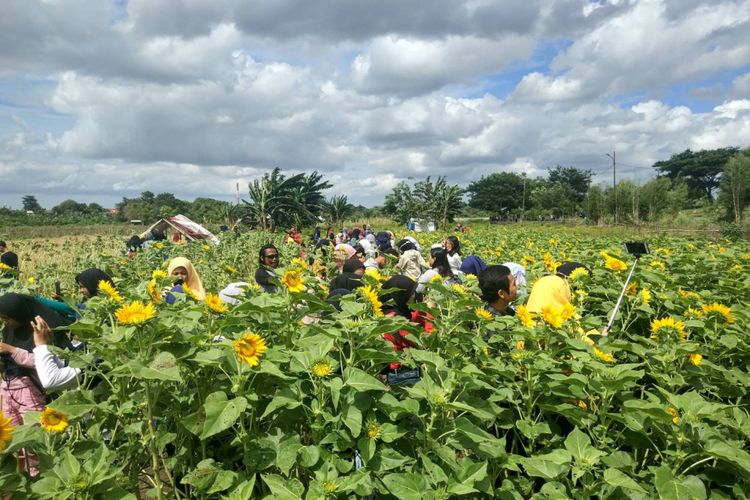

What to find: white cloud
left=1, top=0, right=749, bottom=210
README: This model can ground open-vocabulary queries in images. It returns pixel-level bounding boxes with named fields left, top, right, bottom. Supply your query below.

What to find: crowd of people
left=0, top=225, right=592, bottom=475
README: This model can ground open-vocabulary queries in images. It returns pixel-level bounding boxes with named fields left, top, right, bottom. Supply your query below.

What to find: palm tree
left=241, top=167, right=332, bottom=230
left=325, top=195, right=354, bottom=227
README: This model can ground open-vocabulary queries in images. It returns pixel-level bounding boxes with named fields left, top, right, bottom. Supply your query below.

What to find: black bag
left=386, top=368, right=421, bottom=386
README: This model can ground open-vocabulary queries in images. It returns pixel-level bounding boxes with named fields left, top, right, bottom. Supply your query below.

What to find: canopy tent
left=139, top=214, right=219, bottom=245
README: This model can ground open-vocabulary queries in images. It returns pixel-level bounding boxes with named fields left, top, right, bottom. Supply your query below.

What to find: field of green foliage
left=0, top=225, right=749, bottom=499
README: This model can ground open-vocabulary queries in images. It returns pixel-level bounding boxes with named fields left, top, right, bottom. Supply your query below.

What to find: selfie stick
left=605, top=257, right=640, bottom=333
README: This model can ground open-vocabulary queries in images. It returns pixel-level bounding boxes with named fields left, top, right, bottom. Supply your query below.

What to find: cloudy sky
left=1, top=0, right=749, bottom=209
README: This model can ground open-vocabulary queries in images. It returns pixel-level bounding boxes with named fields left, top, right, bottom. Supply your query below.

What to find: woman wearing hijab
left=0, top=294, right=73, bottom=423
left=165, top=257, right=206, bottom=303
left=459, top=255, right=488, bottom=277
left=334, top=244, right=356, bottom=270
left=416, top=248, right=456, bottom=295
left=341, top=258, right=366, bottom=277
left=394, top=240, right=429, bottom=281
left=256, top=244, right=280, bottom=293
left=443, top=236, right=462, bottom=276
left=525, top=262, right=588, bottom=314
left=75, top=268, right=115, bottom=300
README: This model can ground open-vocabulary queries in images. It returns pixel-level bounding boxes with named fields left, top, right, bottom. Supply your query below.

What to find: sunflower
left=474, top=307, right=493, bottom=321
left=626, top=282, right=637, bottom=295
left=223, top=264, right=239, bottom=274
left=205, top=293, right=228, bottom=314
left=689, top=353, right=703, bottom=366
left=27, top=277, right=35, bottom=284
left=701, top=303, right=735, bottom=324
left=640, top=288, right=652, bottom=305
left=323, top=480, right=337, bottom=494
left=359, top=285, right=383, bottom=316
left=152, top=269, right=169, bottom=280
left=577, top=400, right=587, bottom=410
left=0, top=263, right=11, bottom=272
left=604, top=255, right=627, bottom=272
left=364, top=267, right=385, bottom=282
left=312, top=360, right=333, bottom=378
left=182, top=284, right=200, bottom=301
left=367, top=421, right=381, bottom=440
left=451, top=283, right=467, bottom=295
left=282, top=269, right=306, bottom=293
left=685, top=307, right=703, bottom=317
left=667, top=406, right=680, bottom=425
left=115, top=301, right=157, bottom=325
left=147, top=279, right=162, bottom=304
left=0, top=411, right=14, bottom=451
left=593, top=347, right=615, bottom=363
left=650, top=316, right=687, bottom=342
left=98, top=280, right=124, bottom=303
left=560, top=303, right=576, bottom=321
left=568, top=267, right=589, bottom=282
left=202, top=244, right=211, bottom=251
left=516, top=304, right=536, bottom=328
left=649, top=260, right=666, bottom=272
left=290, top=257, right=308, bottom=269
left=543, top=253, right=560, bottom=272
left=678, top=288, right=700, bottom=300
left=429, top=273, right=443, bottom=283
left=540, top=305, right=564, bottom=328
left=233, top=333, right=268, bottom=367
left=40, top=407, right=69, bottom=433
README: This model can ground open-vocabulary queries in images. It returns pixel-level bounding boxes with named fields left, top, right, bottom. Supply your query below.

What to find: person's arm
left=31, top=316, right=80, bottom=390
left=2, top=344, right=36, bottom=368
left=417, top=252, right=429, bottom=270
left=32, top=345, right=80, bottom=391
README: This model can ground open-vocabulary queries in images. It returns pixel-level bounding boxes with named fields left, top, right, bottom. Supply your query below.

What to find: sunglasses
left=264, top=254, right=279, bottom=260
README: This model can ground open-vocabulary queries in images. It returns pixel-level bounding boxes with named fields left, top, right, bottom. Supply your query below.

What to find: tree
left=466, top=173, right=526, bottom=213
left=638, top=178, right=672, bottom=221
left=548, top=166, right=592, bottom=204
left=22, top=195, right=43, bottom=213
left=653, top=147, right=739, bottom=201
left=242, top=167, right=332, bottom=231
left=718, top=149, right=750, bottom=224
left=530, top=181, right=577, bottom=218
left=325, top=195, right=354, bottom=227
left=384, top=177, right=463, bottom=228
left=52, top=199, right=88, bottom=215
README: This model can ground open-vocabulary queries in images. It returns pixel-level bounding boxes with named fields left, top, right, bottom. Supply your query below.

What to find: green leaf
left=382, top=473, right=427, bottom=500
left=343, top=367, right=386, bottom=392
left=328, top=377, right=343, bottom=411
left=704, top=441, right=750, bottom=474
left=221, top=476, right=256, bottom=500
left=181, top=459, right=236, bottom=494
left=520, top=450, right=571, bottom=480
left=55, top=449, right=81, bottom=483
left=200, top=392, right=247, bottom=439
left=564, top=427, right=605, bottom=466
left=261, top=474, right=304, bottom=500
left=603, top=468, right=647, bottom=493
left=140, top=351, right=182, bottom=382
left=653, top=465, right=706, bottom=500
left=49, top=389, right=97, bottom=418
left=298, top=446, right=320, bottom=468
left=260, top=388, right=302, bottom=419
left=342, top=404, right=363, bottom=438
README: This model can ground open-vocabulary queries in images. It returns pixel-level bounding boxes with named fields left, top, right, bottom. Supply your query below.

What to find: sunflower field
left=1, top=226, right=749, bottom=499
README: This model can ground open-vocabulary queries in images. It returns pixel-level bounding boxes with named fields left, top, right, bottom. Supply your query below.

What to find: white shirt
left=33, top=345, right=81, bottom=392
left=447, top=253, right=463, bottom=276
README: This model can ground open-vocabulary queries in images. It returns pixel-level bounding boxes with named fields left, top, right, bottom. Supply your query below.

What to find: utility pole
left=235, top=182, right=240, bottom=206
left=521, top=174, right=527, bottom=220
left=606, top=151, right=617, bottom=224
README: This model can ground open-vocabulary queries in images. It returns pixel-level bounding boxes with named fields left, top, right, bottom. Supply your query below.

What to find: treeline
left=5, top=146, right=748, bottom=230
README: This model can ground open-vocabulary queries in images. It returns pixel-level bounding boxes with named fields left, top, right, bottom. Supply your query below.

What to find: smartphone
left=624, top=242, right=649, bottom=256
left=54, top=281, right=62, bottom=296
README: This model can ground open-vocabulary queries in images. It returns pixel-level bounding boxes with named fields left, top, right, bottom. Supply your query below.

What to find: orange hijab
left=525, top=275, right=571, bottom=314
left=167, top=257, right=206, bottom=300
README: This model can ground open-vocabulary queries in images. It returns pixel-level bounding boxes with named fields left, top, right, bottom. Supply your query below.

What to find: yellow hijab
left=167, top=257, right=206, bottom=300
left=526, top=275, right=571, bottom=314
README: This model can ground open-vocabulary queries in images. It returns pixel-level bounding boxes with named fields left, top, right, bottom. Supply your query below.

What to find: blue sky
left=1, top=0, right=748, bottom=209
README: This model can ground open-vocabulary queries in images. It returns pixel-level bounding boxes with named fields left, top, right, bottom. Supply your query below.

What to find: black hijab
left=380, top=276, right=416, bottom=318
left=329, top=273, right=363, bottom=292
left=1, top=251, right=18, bottom=269
left=342, top=258, right=365, bottom=274
left=0, top=293, right=73, bottom=353
left=75, top=268, right=114, bottom=297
